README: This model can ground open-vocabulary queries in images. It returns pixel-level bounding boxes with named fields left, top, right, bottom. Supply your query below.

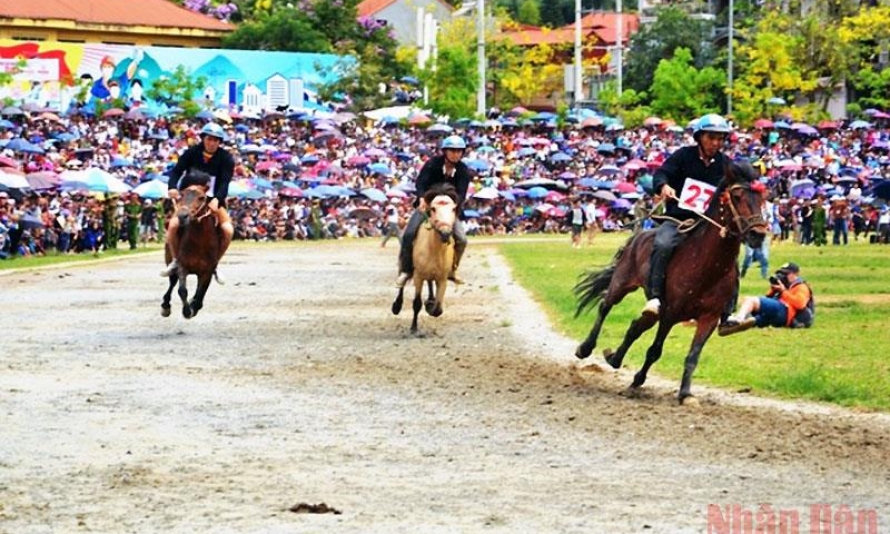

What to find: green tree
left=424, top=45, right=478, bottom=119
left=517, top=0, right=541, bottom=26
left=221, top=9, right=331, bottom=51
left=623, top=7, right=715, bottom=99
left=539, top=0, right=565, bottom=28
left=145, top=65, right=209, bottom=116
left=840, top=6, right=890, bottom=112
left=649, top=47, right=724, bottom=122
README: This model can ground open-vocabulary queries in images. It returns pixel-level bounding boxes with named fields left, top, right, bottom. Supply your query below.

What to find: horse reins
left=654, top=183, right=764, bottom=238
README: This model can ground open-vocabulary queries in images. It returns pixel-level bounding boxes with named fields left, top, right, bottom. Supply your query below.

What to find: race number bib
left=679, top=177, right=717, bottom=214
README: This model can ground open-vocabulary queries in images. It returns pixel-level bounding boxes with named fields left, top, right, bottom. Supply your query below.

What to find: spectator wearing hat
left=719, top=262, right=812, bottom=336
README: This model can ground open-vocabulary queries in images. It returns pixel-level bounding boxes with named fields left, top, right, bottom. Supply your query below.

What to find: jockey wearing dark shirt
left=644, top=113, right=732, bottom=317
left=161, top=122, right=236, bottom=279
left=395, top=135, right=471, bottom=287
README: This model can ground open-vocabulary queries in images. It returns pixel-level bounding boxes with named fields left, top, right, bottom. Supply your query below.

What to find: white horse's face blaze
left=429, top=195, right=456, bottom=240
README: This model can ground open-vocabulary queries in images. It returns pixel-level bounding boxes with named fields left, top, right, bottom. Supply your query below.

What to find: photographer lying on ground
left=718, top=262, right=814, bottom=336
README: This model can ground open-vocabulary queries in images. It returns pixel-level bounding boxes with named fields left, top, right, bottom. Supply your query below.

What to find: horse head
left=177, top=185, right=211, bottom=226
left=718, top=160, right=769, bottom=249
left=423, top=184, right=458, bottom=243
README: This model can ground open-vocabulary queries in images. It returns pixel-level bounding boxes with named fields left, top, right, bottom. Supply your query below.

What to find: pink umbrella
left=347, top=155, right=371, bottom=167
left=255, top=161, right=278, bottom=172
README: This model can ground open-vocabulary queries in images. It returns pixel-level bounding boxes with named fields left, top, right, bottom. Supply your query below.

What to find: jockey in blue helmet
left=162, top=121, right=236, bottom=280
left=395, top=134, right=471, bottom=287
left=643, top=113, right=732, bottom=317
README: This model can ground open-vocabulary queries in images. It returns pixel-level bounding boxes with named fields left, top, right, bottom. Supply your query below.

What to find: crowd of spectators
left=2, top=103, right=889, bottom=259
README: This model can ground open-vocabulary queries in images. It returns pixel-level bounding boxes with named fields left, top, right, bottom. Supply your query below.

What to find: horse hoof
left=161, top=306, right=171, bottom=318
left=429, top=306, right=443, bottom=318
left=603, top=349, right=621, bottom=369
left=679, top=396, right=701, bottom=408
left=182, top=306, right=193, bottom=319
left=575, top=345, right=590, bottom=360
left=622, top=386, right=644, bottom=399
left=392, top=299, right=403, bottom=315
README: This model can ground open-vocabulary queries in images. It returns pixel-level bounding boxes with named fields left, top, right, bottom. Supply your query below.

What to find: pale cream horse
left=391, top=183, right=458, bottom=334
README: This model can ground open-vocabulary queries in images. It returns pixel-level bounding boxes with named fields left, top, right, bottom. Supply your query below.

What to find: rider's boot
left=642, top=246, right=669, bottom=317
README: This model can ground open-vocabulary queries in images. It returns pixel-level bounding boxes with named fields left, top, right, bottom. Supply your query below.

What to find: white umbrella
left=472, top=187, right=500, bottom=200
left=0, top=170, right=29, bottom=189
left=133, top=179, right=170, bottom=199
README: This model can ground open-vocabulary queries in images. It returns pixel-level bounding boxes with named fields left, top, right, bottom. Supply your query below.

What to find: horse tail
left=573, top=244, right=627, bottom=317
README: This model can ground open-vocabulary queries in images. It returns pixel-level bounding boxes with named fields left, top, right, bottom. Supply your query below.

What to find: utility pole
left=727, top=0, right=734, bottom=115
left=476, top=0, right=486, bottom=117
left=616, top=0, right=623, bottom=98
left=574, top=0, right=583, bottom=107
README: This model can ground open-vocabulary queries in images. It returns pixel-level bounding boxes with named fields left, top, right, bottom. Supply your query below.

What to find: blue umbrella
left=849, top=120, right=872, bottom=129
left=400, top=75, right=420, bottom=85
left=869, top=179, right=890, bottom=200
left=463, top=209, right=481, bottom=218
left=427, top=123, right=453, bottom=134
left=0, top=119, right=15, bottom=129
left=550, top=152, right=572, bottom=163
left=132, top=179, right=169, bottom=199
left=498, top=190, right=516, bottom=201
left=4, top=138, right=45, bottom=154
left=361, top=188, right=388, bottom=202
left=368, top=163, right=392, bottom=176
left=526, top=186, right=549, bottom=198
left=465, top=159, right=491, bottom=172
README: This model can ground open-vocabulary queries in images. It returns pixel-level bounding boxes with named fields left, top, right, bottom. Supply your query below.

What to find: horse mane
left=423, top=183, right=458, bottom=206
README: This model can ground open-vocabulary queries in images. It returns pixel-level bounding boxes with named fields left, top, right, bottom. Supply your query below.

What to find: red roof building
left=0, top=0, right=233, bottom=48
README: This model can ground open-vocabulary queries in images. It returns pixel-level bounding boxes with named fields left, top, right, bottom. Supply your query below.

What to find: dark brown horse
left=574, top=161, right=768, bottom=404
left=161, top=185, right=223, bottom=319
left=391, top=183, right=458, bottom=335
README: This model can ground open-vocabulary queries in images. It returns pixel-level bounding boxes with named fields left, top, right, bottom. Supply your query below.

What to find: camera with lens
left=769, top=271, right=788, bottom=286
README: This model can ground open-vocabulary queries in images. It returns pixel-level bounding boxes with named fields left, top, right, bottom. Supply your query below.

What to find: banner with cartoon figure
left=0, top=40, right=343, bottom=114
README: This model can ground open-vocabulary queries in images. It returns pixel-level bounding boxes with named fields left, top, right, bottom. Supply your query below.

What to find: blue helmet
left=441, top=135, right=467, bottom=150
left=693, top=113, right=731, bottom=141
left=200, top=122, right=228, bottom=142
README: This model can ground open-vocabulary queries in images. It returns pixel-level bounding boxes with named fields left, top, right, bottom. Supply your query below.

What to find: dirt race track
left=1, top=240, right=889, bottom=534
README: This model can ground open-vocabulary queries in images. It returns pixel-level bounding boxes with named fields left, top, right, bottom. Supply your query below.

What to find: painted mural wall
left=0, top=40, right=344, bottom=114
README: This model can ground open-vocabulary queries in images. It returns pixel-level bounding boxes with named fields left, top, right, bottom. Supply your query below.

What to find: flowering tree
left=181, top=0, right=239, bottom=22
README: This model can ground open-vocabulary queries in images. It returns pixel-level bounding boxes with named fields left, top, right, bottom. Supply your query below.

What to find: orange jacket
left=767, top=281, right=812, bottom=326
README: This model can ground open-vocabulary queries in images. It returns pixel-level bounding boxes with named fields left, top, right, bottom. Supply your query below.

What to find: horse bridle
left=723, top=183, right=768, bottom=237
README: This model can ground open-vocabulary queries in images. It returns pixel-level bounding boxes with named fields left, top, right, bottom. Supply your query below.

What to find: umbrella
left=363, top=148, right=387, bottom=157
left=790, top=178, right=816, bottom=197
left=4, top=138, right=45, bottom=154
left=367, top=163, right=393, bottom=176
left=83, top=168, right=131, bottom=193
left=360, top=188, right=388, bottom=202
left=25, top=171, right=61, bottom=190
left=0, top=106, right=24, bottom=116
left=349, top=207, right=381, bottom=220
left=132, top=179, right=170, bottom=199
left=525, top=186, right=549, bottom=198
left=849, top=120, right=872, bottom=129
left=463, top=209, right=481, bottom=218
left=513, top=177, right=566, bottom=190
left=612, top=198, right=633, bottom=210
left=465, top=159, right=491, bottom=172
left=17, top=214, right=45, bottom=230
left=869, top=179, right=890, bottom=200
left=767, top=97, right=786, bottom=105
left=591, top=190, right=617, bottom=201
left=549, top=152, right=572, bottom=163
left=279, top=187, right=304, bottom=197
left=597, top=143, right=616, bottom=155
left=0, top=170, right=30, bottom=189
left=472, top=187, right=500, bottom=200
left=753, top=118, right=774, bottom=129
left=346, top=155, right=371, bottom=167
left=426, top=123, right=453, bottom=134
left=102, top=108, right=125, bottom=118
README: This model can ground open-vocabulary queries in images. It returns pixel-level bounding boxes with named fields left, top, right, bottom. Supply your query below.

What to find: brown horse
left=161, top=185, right=223, bottom=319
left=574, top=161, right=768, bottom=403
left=391, top=183, right=458, bottom=335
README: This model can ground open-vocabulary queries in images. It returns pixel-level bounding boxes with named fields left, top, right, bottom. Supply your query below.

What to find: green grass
left=493, top=233, right=890, bottom=411
left=0, top=245, right=162, bottom=271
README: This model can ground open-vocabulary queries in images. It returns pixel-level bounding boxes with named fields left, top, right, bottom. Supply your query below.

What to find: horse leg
left=576, top=301, right=614, bottom=359
left=410, top=283, right=423, bottom=334
left=678, top=317, right=718, bottom=404
left=605, top=312, right=659, bottom=369
left=424, top=279, right=437, bottom=315
left=429, top=279, right=446, bottom=317
left=189, top=273, right=213, bottom=318
left=161, top=275, right=176, bottom=317
left=391, top=286, right=405, bottom=315
left=630, top=321, right=672, bottom=389
left=177, top=272, right=192, bottom=319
